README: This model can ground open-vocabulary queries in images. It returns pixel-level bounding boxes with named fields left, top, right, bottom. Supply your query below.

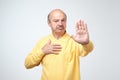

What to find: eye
left=54, top=20, right=59, bottom=22
left=61, top=19, right=65, bottom=22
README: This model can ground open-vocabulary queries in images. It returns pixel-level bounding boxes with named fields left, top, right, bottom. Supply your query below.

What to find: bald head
left=47, top=9, right=67, bottom=23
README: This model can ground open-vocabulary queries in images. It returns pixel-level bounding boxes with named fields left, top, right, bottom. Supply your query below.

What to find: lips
left=57, top=26, right=64, bottom=30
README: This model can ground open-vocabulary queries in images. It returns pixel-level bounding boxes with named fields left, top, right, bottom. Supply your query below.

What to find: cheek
left=49, top=23, right=55, bottom=28
left=63, top=24, right=66, bottom=28
left=50, top=25, right=56, bottom=30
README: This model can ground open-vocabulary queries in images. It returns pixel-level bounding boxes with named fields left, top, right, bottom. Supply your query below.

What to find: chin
left=56, top=30, right=65, bottom=34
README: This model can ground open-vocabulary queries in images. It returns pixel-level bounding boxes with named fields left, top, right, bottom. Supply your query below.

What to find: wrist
left=77, top=40, right=89, bottom=45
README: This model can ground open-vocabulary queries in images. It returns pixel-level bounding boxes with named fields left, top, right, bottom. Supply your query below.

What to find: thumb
left=47, top=39, right=51, bottom=45
left=70, top=34, right=75, bottom=39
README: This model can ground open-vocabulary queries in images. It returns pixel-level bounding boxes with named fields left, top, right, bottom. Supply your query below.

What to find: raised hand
left=71, top=20, right=89, bottom=45
left=42, top=40, right=62, bottom=54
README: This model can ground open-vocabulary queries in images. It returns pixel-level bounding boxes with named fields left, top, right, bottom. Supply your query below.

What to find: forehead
left=49, top=10, right=66, bottom=20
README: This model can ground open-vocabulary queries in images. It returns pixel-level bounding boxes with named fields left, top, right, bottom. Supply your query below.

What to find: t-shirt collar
left=50, top=32, right=70, bottom=42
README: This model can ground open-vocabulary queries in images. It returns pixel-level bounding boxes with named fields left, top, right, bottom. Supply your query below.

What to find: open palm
left=71, top=20, right=89, bottom=45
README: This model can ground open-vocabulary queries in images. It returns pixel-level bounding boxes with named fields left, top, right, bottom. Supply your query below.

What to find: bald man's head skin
left=47, top=9, right=67, bottom=39
left=47, top=9, right=67, bottom=23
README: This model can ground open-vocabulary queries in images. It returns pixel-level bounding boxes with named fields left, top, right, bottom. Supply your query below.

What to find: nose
left=58, top=21, right=62, bottom=25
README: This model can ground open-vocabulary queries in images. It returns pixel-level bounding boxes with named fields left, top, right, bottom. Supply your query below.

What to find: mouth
left=57, top=26, right=64, bottom=30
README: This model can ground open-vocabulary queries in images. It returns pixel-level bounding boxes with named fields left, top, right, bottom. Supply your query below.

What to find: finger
left=78, top=20, right=83, bottom=30
left=70, top=34, right=75, bottom=39
left=51, top=44, right=62, bottom=50
left=75, top=20, right=80, bottom=31
left=52, top=44, right=61, bottom=46
left=47, top=39, right=51, bottom=45
left=84, top=23, right=88, bottom=32
left=53, top=49, right=62, bottom=52
left=81, top=20, right=85, bottom=29
left=51, top=51, right=60, bottom=54
left=51, top=47, right=62, bottom=54
left=80, top=20, right=88, bottom=31
left=52, top=45, right=62, bottom=49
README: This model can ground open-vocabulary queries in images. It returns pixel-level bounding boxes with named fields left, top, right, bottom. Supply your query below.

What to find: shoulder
left=35, top=34, right=51, bottom=46
left=38, top=34, right=51, bottom=42
left=40, top=34, right=51, bottom=40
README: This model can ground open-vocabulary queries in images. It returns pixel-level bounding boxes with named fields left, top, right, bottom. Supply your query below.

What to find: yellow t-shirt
left=24, top=33, right=94, bottom=80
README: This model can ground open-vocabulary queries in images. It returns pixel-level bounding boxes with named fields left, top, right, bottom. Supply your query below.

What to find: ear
left=48, top=21, right=51, bottom=27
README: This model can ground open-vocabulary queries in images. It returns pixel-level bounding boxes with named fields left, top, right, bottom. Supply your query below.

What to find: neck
left=52, top=31, right=66, bottom=39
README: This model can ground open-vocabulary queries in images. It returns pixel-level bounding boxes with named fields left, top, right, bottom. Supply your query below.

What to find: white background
left=0, top=0, right=120, bottom=80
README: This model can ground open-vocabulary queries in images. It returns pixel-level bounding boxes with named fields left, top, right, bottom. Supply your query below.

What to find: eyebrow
left=53, top=17, right=66, bottom=20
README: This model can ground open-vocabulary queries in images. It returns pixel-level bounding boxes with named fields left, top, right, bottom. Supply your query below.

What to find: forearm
left=24, top=49, right=45, bottom=69
left=80, top=41, right=94, bottom=56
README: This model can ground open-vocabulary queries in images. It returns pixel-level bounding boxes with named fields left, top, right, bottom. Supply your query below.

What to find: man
left=24, top=9, right=94, bottom=80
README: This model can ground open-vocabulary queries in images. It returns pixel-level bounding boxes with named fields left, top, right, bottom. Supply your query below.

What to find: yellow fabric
left=24, top=33, right=94, bottom=80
